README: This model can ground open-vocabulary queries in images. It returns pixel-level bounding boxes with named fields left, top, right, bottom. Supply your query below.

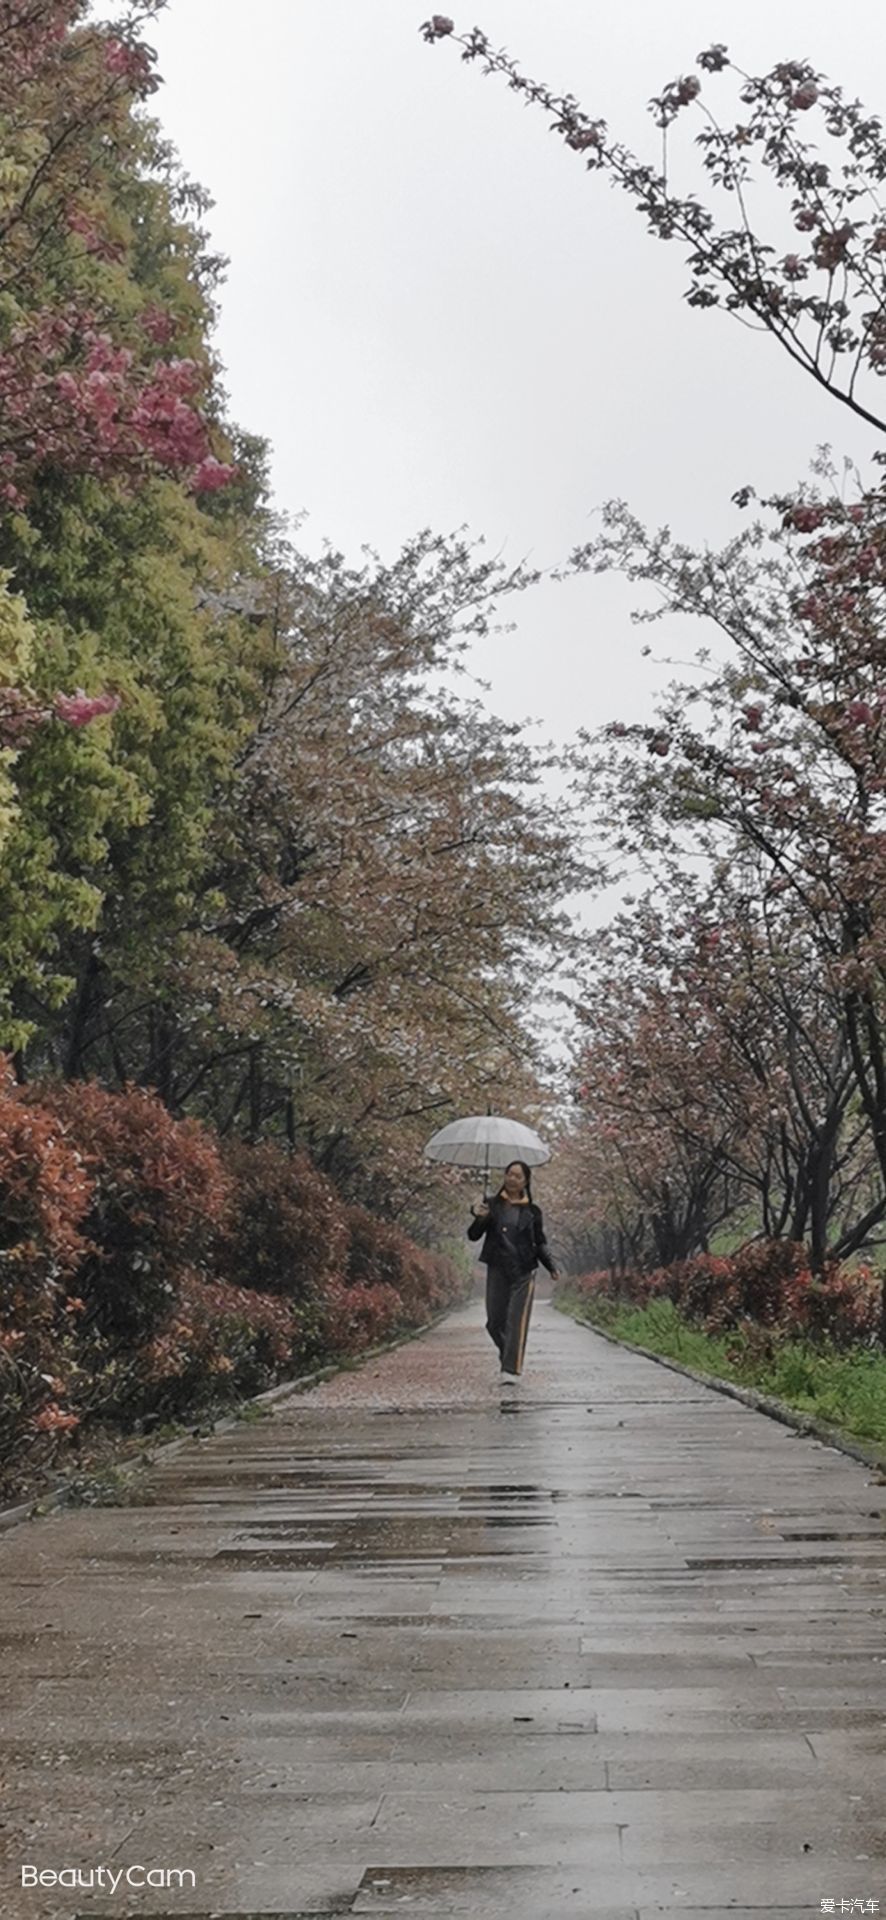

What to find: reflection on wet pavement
left=1, top=1296, right=885, bottom=1917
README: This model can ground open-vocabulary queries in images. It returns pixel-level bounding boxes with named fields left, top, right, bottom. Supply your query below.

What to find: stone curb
left=555, top=1297, right=886, bottom=1476
left=0, top=1295, right=466, bottom=1536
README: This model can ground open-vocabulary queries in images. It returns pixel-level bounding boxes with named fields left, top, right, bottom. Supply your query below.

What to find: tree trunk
left=147, top=1006, right=175, bottom=1106
left=63, top=947, right=101, bottom=1079
left=807, top=1122, right=839, bottom=1276
left=248, top=1044, right=263, bottom=1142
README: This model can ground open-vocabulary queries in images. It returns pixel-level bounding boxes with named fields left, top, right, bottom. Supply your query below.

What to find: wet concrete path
left=2, top=1295, right=886, bottom=1919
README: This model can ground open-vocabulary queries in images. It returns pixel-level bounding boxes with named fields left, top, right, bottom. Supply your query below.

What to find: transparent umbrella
left=424, top=1113, right=551, bottom=1199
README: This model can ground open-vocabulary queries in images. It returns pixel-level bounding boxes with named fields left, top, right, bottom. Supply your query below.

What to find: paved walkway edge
left=0, top=1296, right=466, bottom=1536
left=555, top=1296, right=886, bottom=1476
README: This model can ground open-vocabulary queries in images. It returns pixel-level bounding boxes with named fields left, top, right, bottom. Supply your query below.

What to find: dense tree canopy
left=12, top=0, right=886, bottom=1299
left=424, top=18, right=886, bottom=1321
left=0, top=0, right=581, bottom=1234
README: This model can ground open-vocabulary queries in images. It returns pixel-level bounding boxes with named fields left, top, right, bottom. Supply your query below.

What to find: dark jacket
left=467, top=1195, right=555, bottom=1278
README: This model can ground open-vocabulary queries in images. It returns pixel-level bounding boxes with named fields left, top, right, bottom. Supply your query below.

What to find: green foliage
left=58, top=1462, right=157, bottom=1509
left=0, top=2, right=268, bottom=1056
left=0, top=473, right=270, bottom=1056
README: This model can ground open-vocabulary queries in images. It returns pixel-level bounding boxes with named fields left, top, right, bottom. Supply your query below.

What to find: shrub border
left=554, top=1292, right=886, bottom=1477
left=0, top=1298, right=463, bottom=1534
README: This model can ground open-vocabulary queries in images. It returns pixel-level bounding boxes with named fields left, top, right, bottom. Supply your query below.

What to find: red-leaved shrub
left=24, top=1081, right=230, bottom=1341
left=787, top=1260, right=881, bottom=1347
left=563, top=1239, right=882, bottom=1352
left=221, top=1141, right=348, bottom=1303
left=344, top=1206, right=462, bottom=1328
left=0, top=1076, right=93, bottom=1473
left=0, top=1073, right=464, bottom=1495
left=346, top=1205, right=410, bottom=1289
left=322, top=1277, right=404, bottom=1354
left=731, top=1239, right=809, bottom=1325
left=137, top=1270, right=298, bottom=1414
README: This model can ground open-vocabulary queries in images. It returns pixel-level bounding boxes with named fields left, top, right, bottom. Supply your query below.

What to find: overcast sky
left=149, top=0, right=885, bottom=748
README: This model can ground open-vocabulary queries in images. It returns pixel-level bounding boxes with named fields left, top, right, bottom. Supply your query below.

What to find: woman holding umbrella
left=468, top=1160, right=559, bottom=1381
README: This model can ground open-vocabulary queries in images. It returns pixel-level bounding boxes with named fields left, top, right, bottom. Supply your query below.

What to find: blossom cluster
left=0, top=311, right=237, bottom=506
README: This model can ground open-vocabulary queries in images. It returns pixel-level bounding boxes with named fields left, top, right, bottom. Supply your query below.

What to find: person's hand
left=471, top=1199, right=490, bottom=1219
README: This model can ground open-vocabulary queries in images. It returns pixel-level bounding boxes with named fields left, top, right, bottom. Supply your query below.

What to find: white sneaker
left=500, top=1370, right=521, bottom=1383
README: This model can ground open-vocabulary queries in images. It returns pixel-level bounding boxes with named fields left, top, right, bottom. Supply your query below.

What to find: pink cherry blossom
left=567, top=125, right=605, bottom=151
left=140, top=305, right=178, bottom=346
left=0, top=305, right=235, bottom=501
left=54, top=690, right=122, bottom=728
left=103, top=36, right=157, bottom=92
left=788, top=504, right=826, bottom=532
left=190, top=456, right=239, bottom=493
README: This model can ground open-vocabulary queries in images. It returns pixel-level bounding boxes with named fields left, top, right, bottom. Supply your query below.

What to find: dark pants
left=485, top=1263, right=536, bottom=1375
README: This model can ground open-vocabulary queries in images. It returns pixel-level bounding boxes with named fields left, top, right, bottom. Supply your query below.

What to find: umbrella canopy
left=424, top=1114, right=551, bottom=1170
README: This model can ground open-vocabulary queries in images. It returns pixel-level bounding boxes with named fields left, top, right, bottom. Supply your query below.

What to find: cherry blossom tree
left=0, top=1, right=253, bottom=1057
left=422, top=22, right=886, bottom=436
left=0, top=0, right=236, bottom=506
left=556, top=467, right=886, bottom=1329
left=18, top=527, right=585, bottom=1213
left=566, top=865, right=881, bottom=1269
left=424, top=20, right=886, bottom=1303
